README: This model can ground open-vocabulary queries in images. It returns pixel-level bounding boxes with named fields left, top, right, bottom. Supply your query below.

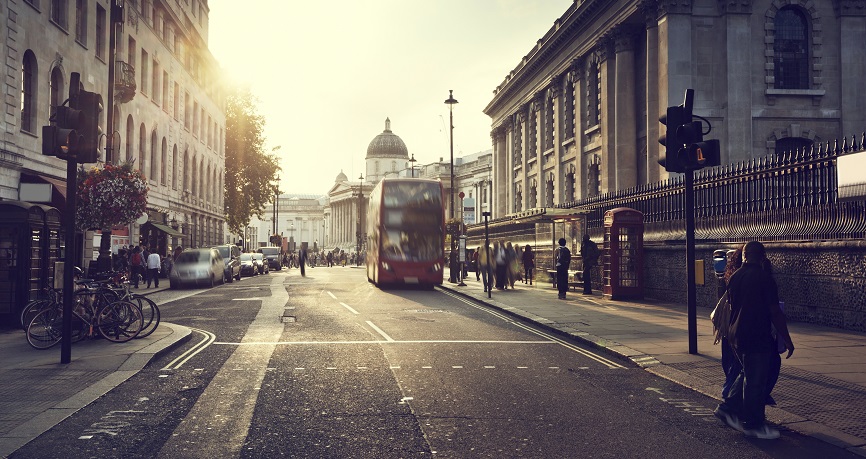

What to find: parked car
left=258, top=246, right=282, bottom=270
left=252, top=253, right=269, bottom=274
left=239, top=253, right=258, bottom=277
left=213, top=244, right=242, bottom=283
left=169, top=248, right=225, bottom=288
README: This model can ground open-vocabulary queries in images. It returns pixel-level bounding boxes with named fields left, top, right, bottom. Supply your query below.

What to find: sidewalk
left=0, top=289, right=190, bottom=458
left=440, top=273, right=866, bottom=456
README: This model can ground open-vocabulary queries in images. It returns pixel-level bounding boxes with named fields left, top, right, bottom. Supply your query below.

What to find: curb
left=0, top=323, right=192, bottom=458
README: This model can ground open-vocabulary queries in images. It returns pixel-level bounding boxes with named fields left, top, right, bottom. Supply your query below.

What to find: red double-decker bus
left=365, top=178, right=445, bottom=288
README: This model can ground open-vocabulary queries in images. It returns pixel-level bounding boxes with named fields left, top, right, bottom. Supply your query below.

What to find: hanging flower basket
left=76, top=162, right=149, bottom=232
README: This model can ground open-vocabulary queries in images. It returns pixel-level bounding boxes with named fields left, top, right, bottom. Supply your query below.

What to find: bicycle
left=25, top=282, right=143, bottom=350
left=95, top=271, right=161, bottom=339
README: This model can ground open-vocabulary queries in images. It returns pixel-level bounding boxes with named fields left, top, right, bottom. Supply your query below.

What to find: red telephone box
left=603, top=207, right=644, bottom=300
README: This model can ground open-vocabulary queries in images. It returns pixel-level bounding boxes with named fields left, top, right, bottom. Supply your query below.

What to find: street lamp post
left=409, top=153, right=417, bottom=178
left=356, top=174, right=364, bottom=266
left=445, top=90, right=458, bottom=282
left=273, top=175, right=279, bottom=239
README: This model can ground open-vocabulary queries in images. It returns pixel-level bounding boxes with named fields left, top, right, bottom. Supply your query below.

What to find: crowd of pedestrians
left=471, top=240, right=535, bottom=293
left=112, top=243, right=180, bottom=289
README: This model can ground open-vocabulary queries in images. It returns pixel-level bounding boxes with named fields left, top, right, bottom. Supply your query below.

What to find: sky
left=208, top=0, right=571, bottom=196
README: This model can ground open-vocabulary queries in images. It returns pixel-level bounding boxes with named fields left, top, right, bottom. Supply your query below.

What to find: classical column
left=597, top=35, right=617, bottom=193
left=571, top=59, right=587, bottom=201
left=642, top=0, right=661, bottom=183
left=723, top=1, right=753, bottom=163
left=492, top=124, right=507, bottom=215
left=614, top=26, right=638, bottom=190
left=548, top=79, right=562, bottom=205
left=839, top=5, right=866, bottom=140
left=657, top=0, right=693, bottom=179
left=519, top=107, right=529, bottom=210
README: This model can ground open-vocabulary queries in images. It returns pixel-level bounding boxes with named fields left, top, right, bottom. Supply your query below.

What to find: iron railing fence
left=542, top=134, right=866, bottom=242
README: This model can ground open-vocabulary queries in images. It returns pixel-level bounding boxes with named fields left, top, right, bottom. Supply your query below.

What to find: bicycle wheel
left=26, top=307, right=64, bottom=350
left=131, top=295, right=160, bottom=338
left=96, top=300, right=143, bottom=343
left=20, top=298, right=52, bottom=330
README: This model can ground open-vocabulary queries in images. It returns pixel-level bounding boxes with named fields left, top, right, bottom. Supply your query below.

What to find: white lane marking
left=484, top=366, right=495, bottom=369
left=161, top=328, right=216, bottom=371
left=437, top=289, right=626, bottom=369
left=327, top=291, right=337, bottom=300
left=452, top=366, right=463, bottom=369
left=157, top=275, right=288, bottom=459
left=340, top=302, right=360, bottom=314
left=213, top=340, right=555, bottom=345
left=366, top=321, right=395, bottom=342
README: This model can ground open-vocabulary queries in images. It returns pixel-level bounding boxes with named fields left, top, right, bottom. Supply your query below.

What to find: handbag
left=710, top=291, right=732, bottom=345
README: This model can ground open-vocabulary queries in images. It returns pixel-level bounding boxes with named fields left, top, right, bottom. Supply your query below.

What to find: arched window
left=49, top=67, right=64, bottom=119
left=183, top=149, right=189, bottom=191
left=774, top=7, right=809, bottom=90
left=110, top=107, right=120, bottom=163
left=190, top=155, right=197, bottom=198
left=775, top=137, right=812, bottom=156
left=160, top=137, right=167, bottom=185
left=150, top=130, right=158, bottom=181
left=21, top=51, right=37, bottom=133
left=125, top=115, right=134, bottom=162
left=172, top=145, right=178, bottom=189
left=139, top=123, right=147, bottom=177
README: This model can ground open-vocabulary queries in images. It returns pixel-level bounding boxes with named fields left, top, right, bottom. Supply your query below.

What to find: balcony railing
left=115, top=60, right=136, bottom=103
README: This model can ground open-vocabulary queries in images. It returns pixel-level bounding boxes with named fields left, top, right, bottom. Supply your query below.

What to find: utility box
left=603, top=207, right=644, bottom=300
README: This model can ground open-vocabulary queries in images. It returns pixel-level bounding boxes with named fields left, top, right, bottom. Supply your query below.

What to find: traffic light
left=42, top=105, right=85, bottom=160
left=658, top=105, right=686, bottom=173
left=75, top=89, right=104, bottom=163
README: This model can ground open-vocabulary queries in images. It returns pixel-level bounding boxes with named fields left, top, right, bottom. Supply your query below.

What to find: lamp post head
left=445, top=90, right=458, bottom=106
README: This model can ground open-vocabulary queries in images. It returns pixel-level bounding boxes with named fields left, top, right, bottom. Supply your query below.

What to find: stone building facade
left=253, top=193, right=326, bottom=251
left=484, top=0, right=866, bottom=217
left=2, top=0, right=226, bottom=258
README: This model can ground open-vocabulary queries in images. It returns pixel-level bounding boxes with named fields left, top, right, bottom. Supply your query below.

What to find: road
left=10, top=267, right=859, bottom=458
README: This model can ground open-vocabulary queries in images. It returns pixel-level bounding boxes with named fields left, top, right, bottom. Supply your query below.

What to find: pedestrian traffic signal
left=42, top=106, right=85, bottom=160
left=658, top=106, right=686, bottom=173
left=684, top=139, right=721, bottom=169
left=75, top=89, right=104, bottom=163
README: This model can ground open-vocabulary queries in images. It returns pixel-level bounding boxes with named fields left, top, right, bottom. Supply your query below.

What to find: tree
left=224, top=87, right=280, bottom=236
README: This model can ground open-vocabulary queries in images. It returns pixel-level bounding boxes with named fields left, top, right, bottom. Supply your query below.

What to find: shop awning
left=507, top=207, right=589, bottom=224
left=40, top=176, right=67, bottom=199
left=145, top=222, right=185, bottom=238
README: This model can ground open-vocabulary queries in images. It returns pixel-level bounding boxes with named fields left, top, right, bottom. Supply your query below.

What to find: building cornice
left=484, top=0, right=613, bottom=117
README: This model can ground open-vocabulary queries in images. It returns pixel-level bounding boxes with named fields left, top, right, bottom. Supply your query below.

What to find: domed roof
left=366, top=118, right=408, bottom=159
left=335, top=170, right=348, bottom=183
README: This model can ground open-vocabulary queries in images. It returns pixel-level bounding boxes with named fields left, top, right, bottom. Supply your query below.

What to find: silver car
left=169, top=248, right=226, bottom=288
